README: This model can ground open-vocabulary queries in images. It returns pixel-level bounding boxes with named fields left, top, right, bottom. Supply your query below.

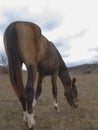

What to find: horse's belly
left=38, top=63, right=57, bottom=75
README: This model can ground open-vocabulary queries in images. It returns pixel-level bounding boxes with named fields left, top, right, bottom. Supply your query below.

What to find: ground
left=0, top=65, right=98, bottom=130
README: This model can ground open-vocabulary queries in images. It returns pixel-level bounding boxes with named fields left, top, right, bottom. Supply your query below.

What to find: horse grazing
left=3, top=21, right=78, bottom=129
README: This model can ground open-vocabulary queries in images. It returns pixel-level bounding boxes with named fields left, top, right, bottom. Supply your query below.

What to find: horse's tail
left=4, top=22, right=25, bottom=96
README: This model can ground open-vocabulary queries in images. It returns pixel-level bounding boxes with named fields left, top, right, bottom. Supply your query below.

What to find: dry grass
left=0, top=67, right=98, bottom=130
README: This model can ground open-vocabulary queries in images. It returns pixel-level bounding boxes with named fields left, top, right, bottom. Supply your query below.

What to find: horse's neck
left=59, top=65, right=71, bottom=86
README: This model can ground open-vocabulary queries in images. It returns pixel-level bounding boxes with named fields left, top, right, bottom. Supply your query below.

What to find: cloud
left=89, top=47, right=98, bottom=53
left=0, top=7, right=62, bottom=32
left=61, top=52, right=70, bottom=58
left=87, top=48, right=98, bottom=63
left=67, top=28, right=89, bottom=39
left=53, top=38, right=71, bottom=60
left=55, top=39, right=70, bottom=49
left=33, top=9, right=62, bottom=31
left=93, top=48, right=98, bottom=53
left=39, top=16, right=61, bottom=31
left=89, top=47, right=98, bottom=61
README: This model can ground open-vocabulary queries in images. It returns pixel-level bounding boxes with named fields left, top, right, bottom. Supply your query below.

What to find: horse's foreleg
left=51, top=72, right=60, bottom=113
left=26, top=65, right=37, bottom=129
left=33, top=74, right=44, bottom=107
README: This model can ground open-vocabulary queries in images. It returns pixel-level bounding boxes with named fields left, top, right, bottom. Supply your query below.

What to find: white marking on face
left=27, top=113, right=35, bottom=128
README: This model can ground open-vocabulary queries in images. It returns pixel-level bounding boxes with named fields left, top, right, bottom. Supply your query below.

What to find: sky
left=0, top=0, right=98, bottom=66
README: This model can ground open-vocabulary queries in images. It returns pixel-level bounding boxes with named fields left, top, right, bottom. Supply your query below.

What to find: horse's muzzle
left=71, top=99, right=79, bottom=108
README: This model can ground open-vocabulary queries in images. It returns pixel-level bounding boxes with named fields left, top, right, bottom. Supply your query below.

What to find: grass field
left=0, top=66, right=98, bottom=130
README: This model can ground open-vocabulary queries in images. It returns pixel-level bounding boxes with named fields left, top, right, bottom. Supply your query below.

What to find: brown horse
left=3, top=21, right=78, bottom=129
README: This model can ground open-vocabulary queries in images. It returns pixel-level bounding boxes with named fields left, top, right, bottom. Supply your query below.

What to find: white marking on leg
left=54, top=99, right=58, bottom=107
left=54, top=99, right=60, bottom=113
left=23, top=111, right=27, bottom=123
left=27, top=113, right=35, bottom=128
left=33, top=97, right=37, bottom=107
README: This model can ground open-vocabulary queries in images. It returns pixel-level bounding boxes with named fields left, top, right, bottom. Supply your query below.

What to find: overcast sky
left=0, top=0, right=98, bottom=66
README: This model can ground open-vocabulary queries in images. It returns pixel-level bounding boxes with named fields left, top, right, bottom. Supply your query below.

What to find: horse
left=3, top=21, right=78, bottom=129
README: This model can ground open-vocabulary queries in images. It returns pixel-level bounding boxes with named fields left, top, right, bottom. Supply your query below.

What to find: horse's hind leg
left=9, top=60, right=27, bottom=123
left=26, top=64, right=37, bottom=129
left=33, top=74, right=44, bottom=107
left=51, top=71, right=60, bottom=113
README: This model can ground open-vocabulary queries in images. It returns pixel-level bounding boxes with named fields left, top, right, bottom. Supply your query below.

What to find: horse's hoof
left=29, top=126, right=35, bottom=130
left=27, top=113, right=35, bottom=129
left=72, top=103, right=78, bottom=109
left=54, top=106, right=60, bottom=113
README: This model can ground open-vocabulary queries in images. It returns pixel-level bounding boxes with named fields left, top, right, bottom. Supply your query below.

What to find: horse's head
left=64, top=77, right=78, bottom=108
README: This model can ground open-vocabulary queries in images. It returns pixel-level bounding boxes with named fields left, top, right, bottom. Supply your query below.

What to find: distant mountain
left=69, top=63, right=98, bottom=74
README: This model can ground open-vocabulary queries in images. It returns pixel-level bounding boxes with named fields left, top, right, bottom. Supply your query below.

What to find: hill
left=69, top=63, right=98, bottom=74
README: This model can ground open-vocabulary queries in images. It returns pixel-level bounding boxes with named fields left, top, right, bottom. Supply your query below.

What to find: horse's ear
left=72, top=77, right=76, bottom=85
